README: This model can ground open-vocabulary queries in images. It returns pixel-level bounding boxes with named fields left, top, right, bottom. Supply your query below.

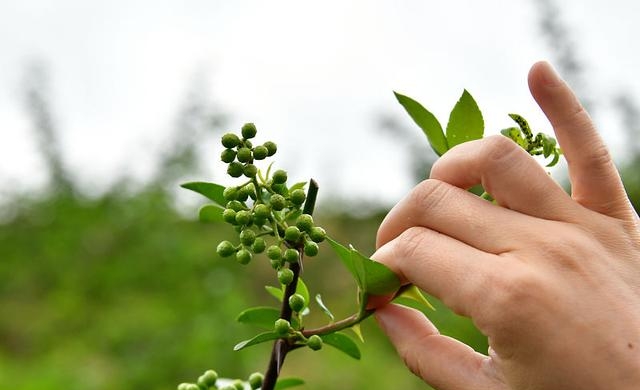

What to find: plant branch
left=261, top=179, right=319, bottom=390
left=301, top=309, right=375, bottom=338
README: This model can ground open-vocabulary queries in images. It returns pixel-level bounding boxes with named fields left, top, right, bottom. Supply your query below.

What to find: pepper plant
left=179, top=90, right=561, bottom=390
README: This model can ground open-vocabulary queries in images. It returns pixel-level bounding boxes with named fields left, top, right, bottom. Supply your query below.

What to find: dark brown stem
left=261, top=179, right=318, bottom=390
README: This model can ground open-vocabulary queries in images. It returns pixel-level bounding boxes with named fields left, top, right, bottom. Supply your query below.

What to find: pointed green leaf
left=446, top=90, right=484, bottom=148
left=233, top=331, right=280, bottom=351
left=327, top=237, right=362, bottom=287
left=350, top=246, right=401, bottom=296
left=315, top=294, right=334, bottom=322
left=236, top=306, right=281, bottom=329
left=326, top=238, right=400, bottom=296
left=181, top=182, right=227, bottom=206
left=274, top=378, right=305, bottom=390
left=289, top=181, right=307, bottom=192
left=265, top=285, right=284, bottom=302
left=395, top=284, right=435, bottom=311
left=350, top=323, right=364, bottom=343
left=198, top=204, right=224, bottom=223
left=394, top=91, right=448, bottom=156
left=320, top=332, right=361, bottom=360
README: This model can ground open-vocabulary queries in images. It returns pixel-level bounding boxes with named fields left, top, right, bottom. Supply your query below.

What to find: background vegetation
left=1, top=2, right=639, bottom=389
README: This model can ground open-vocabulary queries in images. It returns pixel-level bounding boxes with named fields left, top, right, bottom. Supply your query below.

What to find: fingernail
left=540, top=61, right=562, bottom=86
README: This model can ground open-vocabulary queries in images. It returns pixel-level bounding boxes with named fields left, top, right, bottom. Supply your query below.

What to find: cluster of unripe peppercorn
left=215, top=123, right=327, bottom=269
left=178, top=369, right=263, bottom=390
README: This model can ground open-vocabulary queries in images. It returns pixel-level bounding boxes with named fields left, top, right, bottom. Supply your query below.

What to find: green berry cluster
left=215, top=124, right=327, bottom=272
left=272, top=318, right=323, bottom=352
left=178, top=369, right=263, bottom=390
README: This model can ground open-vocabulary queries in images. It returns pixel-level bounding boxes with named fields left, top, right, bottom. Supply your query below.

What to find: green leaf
left=289, top=181, right=307, bottom=192
left=236, top=306, right=280, bottom=329
left=320, top=332, right=361, bottom=360
left=274, top=378, right=305, bottom=390
left=326, top=238, right=401, bottom=296
left=446, top=90, right=484, bottom=148
left=198, top=204, right=224, bottom=223
left=394, top=284, right=435, bottom=311
left=351, top=247, right=401, bottom=296
left=181, top=182, right=227, bottom=207
left=394, top=91, right=448, bottom=156
left=233, top=331, right=280, bottom=351
left=326, top=237, right=361, bottom=287
left=265, top=285, right=284, bottom=302
left=315, top=294, right=334, bottom=322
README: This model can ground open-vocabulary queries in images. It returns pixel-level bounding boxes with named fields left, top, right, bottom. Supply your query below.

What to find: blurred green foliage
left=0, top=184, right=492, bottom=390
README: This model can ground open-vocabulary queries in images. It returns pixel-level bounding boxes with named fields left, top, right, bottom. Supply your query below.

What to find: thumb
left=375, top=304, right=506, bottom=390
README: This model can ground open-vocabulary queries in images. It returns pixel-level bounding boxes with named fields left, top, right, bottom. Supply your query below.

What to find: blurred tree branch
left=22, top=60, right=73, bottom=195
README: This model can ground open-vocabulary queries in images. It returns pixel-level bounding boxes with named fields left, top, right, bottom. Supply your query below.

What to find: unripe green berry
left=197, top=370, right=218, bottom=388
left=177, top=383, right=191, bottom=390
left=271, top=183, right=288, bottom=196
left=270, top=258, right=283, bottom=270
left=290, top=189, right=306, bottom=206
left=248, top=372, right=264, bottom=389
left=284, top=226, right=301, bottom=243
left=236, top=147, right=252, bottom=163
left=220, top=148, right=237, bottom=163
left=227, top=162, right=244, bottom=178
left=269, top=194, right=286, bottom=211
left=243, top=164, right=258, bottom=178
left=253, top=203, right=270, bottom=220
left=243, top=139, right=253, bottom=148
left=264, top=141, right=277, bottom=156
left=236, top=249, right=252, bottom=265
left=304, top=240, right=319, bottom=257
left=284, top=248, right=299, bottom=263
left=235, top=210, right=252, bottom=226
left=226, top=200, right=244, bottom=211
left=295, top=214, right=313, bottom=232
left=241, top=123, right=257, bottom=139
left=219, top=387, right=234, bottom=390
left=307, top=334, right=323, bottom=351
left=236, top=190, right=249, bottom=202
left=309, top=226, right=327, bottom=243
left=288, top=293, right=306, bottom=312
left=222, top=208, right=237, bottom=224
left=239, top=229, right=256, bottom=246
left=233, top=380, right=244, bottom=390
left=216, top=241, right=236, bottom=258
left=267, top=245, right=282, bottom=260
left=272, top=169, right=287, bottom=184
left=253, top=145, right=268, bottom=160
left=223, top=186, right=238, bottom=201
left=274, top=318, right=290, bottom=335
left=185, top=384, right=200, bottom=390
left=242, top=183, right=256, bottom=199
left=252, top=237, right=266, bottom=253
left=221, top=133, right=241, bottom=148
left=277, top=268, right=294, bottom=285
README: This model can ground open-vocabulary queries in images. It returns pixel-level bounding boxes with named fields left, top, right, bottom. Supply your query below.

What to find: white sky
left=1, top=0, right=639, bottom=205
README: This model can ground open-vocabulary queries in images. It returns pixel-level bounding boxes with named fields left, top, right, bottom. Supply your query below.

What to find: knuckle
left=481, top=135, right=525, bottom=168
left=481, top=264, right=544, bottom=326
left=408, top=179, right=455, bottom=215
left=393, top=226, right=429, bottom=261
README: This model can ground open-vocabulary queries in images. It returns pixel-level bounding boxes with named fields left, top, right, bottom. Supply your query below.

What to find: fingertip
left=528, top=60, right=563, bottom=91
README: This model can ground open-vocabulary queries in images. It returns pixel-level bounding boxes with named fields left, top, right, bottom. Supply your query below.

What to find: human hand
left=372, top=61, right=640, bottom=390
